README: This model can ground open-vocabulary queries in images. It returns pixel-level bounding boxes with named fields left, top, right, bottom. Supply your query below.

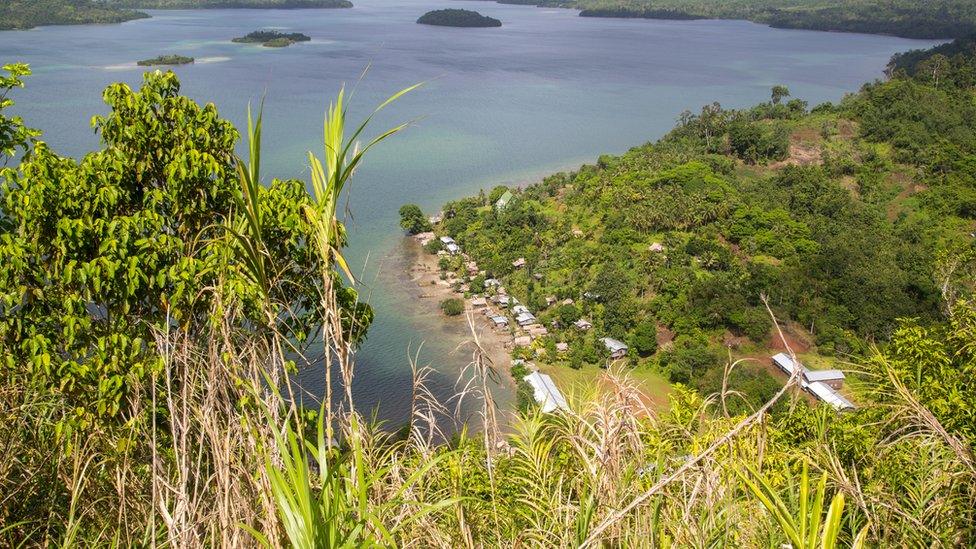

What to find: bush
left=399, top=203, right=432, bottom=235
left=439, top=298, right=465, bottom=316
left=631, top=322, right=658, bottom=357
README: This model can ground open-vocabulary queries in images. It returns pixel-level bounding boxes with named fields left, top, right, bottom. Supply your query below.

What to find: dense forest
left=491, top=0, right=976, bottom=39
left=1, top=31, right=975, bottom=549
left=0, top=0, right=351, bottom=31
left=232, top=29, right=312, bottom=47
left=417, top=9, right=503, bottom=28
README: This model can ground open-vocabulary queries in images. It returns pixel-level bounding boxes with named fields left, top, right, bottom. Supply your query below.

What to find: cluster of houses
left=771, top=353, right=855, bottom=411
left=415, top=212, right=635, bottom=415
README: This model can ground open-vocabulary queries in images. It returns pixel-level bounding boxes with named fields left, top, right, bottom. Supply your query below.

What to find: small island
left=416, top=9, right=502, bottom=28
left=232, top=30, right=312, bottom=48
left=137, top=55, right=195, bottom=67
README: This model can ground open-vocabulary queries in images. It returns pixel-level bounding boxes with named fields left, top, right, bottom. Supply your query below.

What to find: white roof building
left=523, top=371, right=569, bottom=413
left=574, top=318, right=592, bottom=330
left=804, top=369, right=845, bottom=383
left=772, top=353, right=804, bottom=377
left=806, top=382, right=856, bottom=411
left=515, top=312, right=537, bottom=326
left=445, top=243, right=460, bottom=255
left=489, top=315, right=509, bottom=327
left=601, top=337, right=629, bottom=358
left=439, top=236, right=455, bottom=244
left=512, top=304, right=530, bottom=315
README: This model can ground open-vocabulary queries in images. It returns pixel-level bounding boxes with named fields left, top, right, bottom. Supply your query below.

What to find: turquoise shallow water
left=0, top=0, right=940, bottom=426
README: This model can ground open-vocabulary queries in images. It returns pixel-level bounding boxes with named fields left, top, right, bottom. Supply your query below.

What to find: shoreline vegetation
left=0, top=0, right=351, bottom=31
left=232, top=30, right=311, bottom=47
left=417, top=9, right=503, bottom=28
left=136, top=54, right=195, bottom=65
left=487, top=0, right=975, bottom=39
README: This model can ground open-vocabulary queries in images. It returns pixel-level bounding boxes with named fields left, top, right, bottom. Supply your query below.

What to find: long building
left=771, top=353, right=854, bottom=411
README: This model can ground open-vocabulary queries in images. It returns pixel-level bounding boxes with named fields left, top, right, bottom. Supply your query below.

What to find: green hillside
left=424, top=42, right=976, bottom=410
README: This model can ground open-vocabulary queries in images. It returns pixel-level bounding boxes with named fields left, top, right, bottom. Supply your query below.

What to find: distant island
left=0, top=0, right=351, bottom=32
left=417, top=9, right=502, bottom=28
left=137, top=55, right=195, bottom=66
left=232, top=30, right=311, bottom=47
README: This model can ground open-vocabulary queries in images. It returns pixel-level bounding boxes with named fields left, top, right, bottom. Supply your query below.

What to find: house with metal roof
left=573, top=318, right=592, bottom=331
left=515, top=312, right=537, bottom=326
left=601, top=337, right=628, bottom=359
left=522, top=371, right=568, bottom=413
left=489, top=315, right=509, bottom=328
left=806, top=382, right=855, bottom=411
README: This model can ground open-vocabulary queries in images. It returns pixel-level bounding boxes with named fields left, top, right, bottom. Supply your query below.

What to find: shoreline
left=398, top=237, right=518, bottom=421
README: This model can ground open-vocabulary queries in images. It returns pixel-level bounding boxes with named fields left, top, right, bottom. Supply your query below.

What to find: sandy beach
left=398, top=237, right=518, bottom=416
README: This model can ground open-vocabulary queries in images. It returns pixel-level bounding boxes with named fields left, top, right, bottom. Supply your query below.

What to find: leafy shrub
left=439, top=298, right=464, bottom=316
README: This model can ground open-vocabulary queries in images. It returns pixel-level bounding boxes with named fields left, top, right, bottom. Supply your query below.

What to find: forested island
left=488, top=0, right=976, bottom=39
left=232, top=30, right=311, bottom=47
left=136, top=54, right=194, bottom=65
left=417, top=9, right=502, bottom=28
left=0, top=0, right=351, bottom=31
left=2, top=17, right=976, bottom=549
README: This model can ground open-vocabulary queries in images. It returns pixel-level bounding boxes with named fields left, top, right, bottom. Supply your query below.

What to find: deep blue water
left=0, top=0, right=940, bottom=425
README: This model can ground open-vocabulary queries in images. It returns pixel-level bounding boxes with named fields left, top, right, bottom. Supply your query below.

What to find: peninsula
left=417, top=9, right=502, bottom=28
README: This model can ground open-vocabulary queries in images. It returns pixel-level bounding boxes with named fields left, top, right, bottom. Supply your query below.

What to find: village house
left=515, top=312, right=537, bottom=326
left=556, top=342, right=569, bottom=353
left=513, top=336, right=532, bottom=347
left=428, top=213, right=443, bottom=225
left=522, top=371, right=568, bottom=413
left=601, top=337, right=629, bottom=359
left=494, top=190, right=514, bottom=212
left=489, top=315, right=509, bottom=328
left=574, top=318, right=592, bottom=331
left=512, top=257, right=526, bottom=269
left=527, top=325, right=548, bottom=337
left=466, top=261, right=479, bottom=276
left=484, top=278, right=501, bottom=288
left=545, top=296, right=557, bottom=307
left=445, top=242, right=460, bottom=255
left=512, top=304, right=530, bottom=315
left=471, top=297, right=488, bottom=309
left=493, top=295, right=511, bottom=307
left=803, top=369, right=846, bottom=390
left=649, top=242, right=665, bottom=253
